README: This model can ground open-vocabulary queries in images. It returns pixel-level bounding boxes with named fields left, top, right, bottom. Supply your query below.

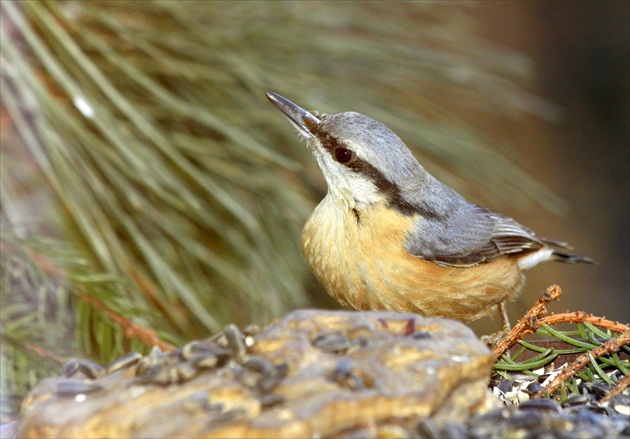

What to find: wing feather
left=404, top=204, right=547, bottom=267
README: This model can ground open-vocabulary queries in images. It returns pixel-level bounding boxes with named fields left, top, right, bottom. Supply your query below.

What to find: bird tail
left=552, top=251, right=596, bottom=264
left=539, top=236, right=596, bottom=264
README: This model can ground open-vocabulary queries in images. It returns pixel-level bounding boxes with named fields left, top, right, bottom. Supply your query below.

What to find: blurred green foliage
left=1, top=1, right=563, bottom=420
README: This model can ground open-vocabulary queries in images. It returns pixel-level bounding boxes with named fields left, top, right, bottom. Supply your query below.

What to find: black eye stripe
left=314, top=129, right=415, bottom=216
left=317, top=131, right=355, bottom=163
left=317, top=130, right=342, bottom=152
left=346, top=159, right=419, bottom=216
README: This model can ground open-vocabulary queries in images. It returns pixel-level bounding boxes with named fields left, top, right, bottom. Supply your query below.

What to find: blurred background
left=1, top=1, right=628, bottom=421
left=468, top=2, right=629, bottom=333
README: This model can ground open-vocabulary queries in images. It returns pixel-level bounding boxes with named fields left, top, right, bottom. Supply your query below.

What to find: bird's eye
left=334, top=147, right=353, bottom=164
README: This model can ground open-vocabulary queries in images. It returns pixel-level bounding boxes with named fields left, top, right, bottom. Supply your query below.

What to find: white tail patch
left=517, top=248, right=554, bottom=270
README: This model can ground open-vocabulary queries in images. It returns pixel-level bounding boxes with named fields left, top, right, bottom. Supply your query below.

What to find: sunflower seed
left=106, top=352, right=142, bottom=374
left=62, top=358, right=104, bottom=379
left=55, top=380, right=103, bottom=397
left=224, top=324, right=246, bottom=363
left=312, top=332, right=352, bottom=353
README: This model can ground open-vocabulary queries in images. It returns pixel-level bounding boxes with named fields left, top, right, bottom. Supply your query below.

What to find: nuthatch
left=266, top=92, right=593, bottom=329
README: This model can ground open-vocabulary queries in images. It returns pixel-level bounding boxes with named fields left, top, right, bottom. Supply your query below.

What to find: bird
left=265, top=91, right=593, bottom=330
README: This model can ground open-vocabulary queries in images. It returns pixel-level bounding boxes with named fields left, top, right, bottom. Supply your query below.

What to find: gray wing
left=403, top=204, right=564, bottom=267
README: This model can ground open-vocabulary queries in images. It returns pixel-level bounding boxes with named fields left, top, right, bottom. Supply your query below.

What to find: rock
left=16, top=310, right=493, bottom=438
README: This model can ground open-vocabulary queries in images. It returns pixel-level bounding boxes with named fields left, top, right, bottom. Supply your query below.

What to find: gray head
left=266, top=92, right=461, bottom=216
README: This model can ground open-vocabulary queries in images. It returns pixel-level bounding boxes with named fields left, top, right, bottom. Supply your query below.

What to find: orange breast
left=302, top=197, right=523, bottom=323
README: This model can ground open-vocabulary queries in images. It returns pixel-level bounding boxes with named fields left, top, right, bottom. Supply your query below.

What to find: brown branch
left=128, top=266, right=182, bottom=332
left=28, top=249, right=67, bottom=277
left=493, top=284, right=562, bottom=361
left=78, top=292, right=175, bottom=352
left=598, top=372, right=630, bottom=404
left=539, top=312, right=629, bottom=334
left=24, top=343, right=66, bottom=364
left=17, top=242, right=176, bottom=352
left=532, top=330, right=630, bottom=398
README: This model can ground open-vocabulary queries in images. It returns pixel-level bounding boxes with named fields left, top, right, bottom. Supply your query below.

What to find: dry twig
left=493, top=284, right=561, bottom=361
left=532, top=330, right=630, bottom=398
left=77, top=292, right=175, bottom=352
left=28, top=246, right=176, bottom=352
left=539, top=312, right=629, bottom=334
left=598, top=373, right=630, bottom=404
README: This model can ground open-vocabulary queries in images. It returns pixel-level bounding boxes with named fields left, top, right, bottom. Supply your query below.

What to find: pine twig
left=77, top=292, right=175, bottom=352
left=493, top=284, right=562, bottom=361
left=598, top=372, right=630, bottom=404
left=128, top=267, right=182, bottom=332
left=26, top=244, right=175, bottom=352
left=532, top=330, right=630, bottom=398
left=539, top=312, right=629, bottom=334
left=24, top=343, right=66, bottom=364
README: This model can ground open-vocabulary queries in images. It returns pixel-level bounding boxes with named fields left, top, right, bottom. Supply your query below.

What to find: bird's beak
left=266, top=92, right=320, bottom=139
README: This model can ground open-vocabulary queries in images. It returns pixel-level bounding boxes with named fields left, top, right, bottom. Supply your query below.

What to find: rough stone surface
left=16, top=310, right=493, bottom=438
